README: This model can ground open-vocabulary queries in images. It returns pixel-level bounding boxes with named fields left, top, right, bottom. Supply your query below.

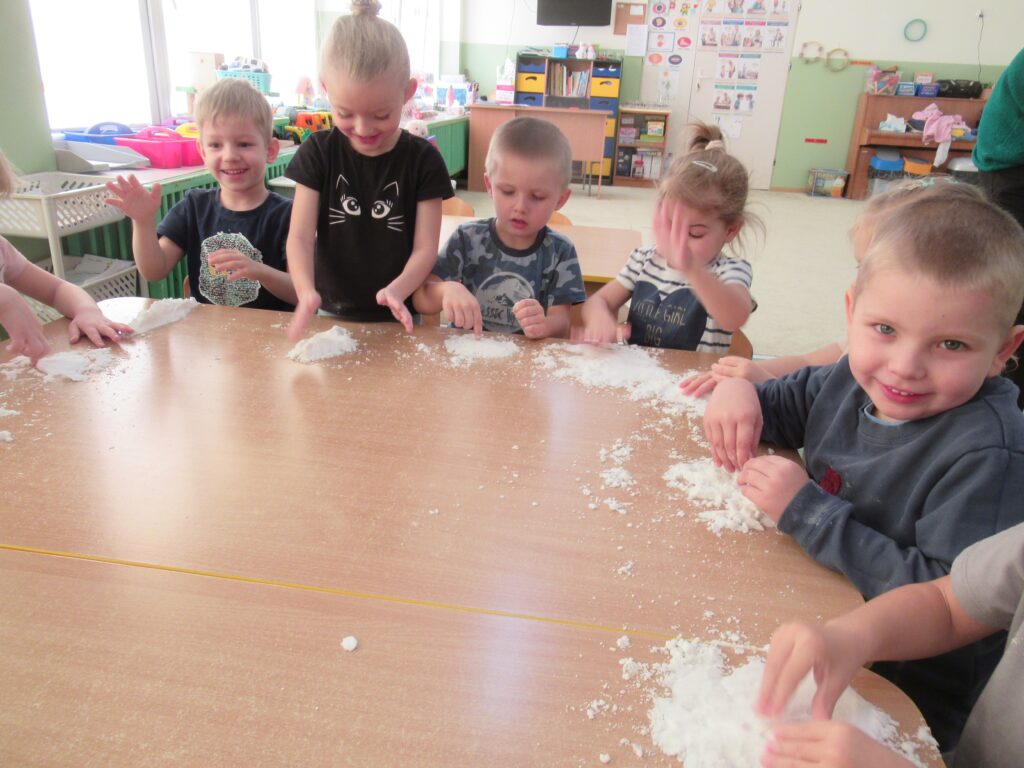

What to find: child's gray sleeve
left=756, top=364, right=831, bottom=450
left=781, top=447, right=1024, bottom=599
left=432, top=229, right=466, bottom=282
left=952, top=521, right=1024, bottom=630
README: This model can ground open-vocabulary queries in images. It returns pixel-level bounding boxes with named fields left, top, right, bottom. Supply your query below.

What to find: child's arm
left=0, top=283, right=50, bottom=363
left=680, top=342, right=845, bottom=397
left=377, top=197, right=443, bottom=332
left=206, top=249, right=297, bottom=305
left=413, top=278, right=483, bottom=338
left=576, top=281, right=632, bottom=344
left=286, top=185, right=322, bottom=341
left=757, top=576, right=997, bottom=721
left=703, top=377, right=763, bottom=471
left=8, top=262, right=133, bottom=348
left=513, top=300, right=570, bottom=340
left=105, top=176, right=183, bottom=282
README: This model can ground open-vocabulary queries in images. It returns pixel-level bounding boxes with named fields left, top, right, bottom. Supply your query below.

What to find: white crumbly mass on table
left=443, top=334, right=520, bottom=367
left=663, top=458, right=774, bottom=535
left=340, top=636, right=359, bottom=652
left=128, top=298, right=199, bottom=334
left=36, top=348, right=117, bottom=382
left=287, top=326, right=359, bottom=363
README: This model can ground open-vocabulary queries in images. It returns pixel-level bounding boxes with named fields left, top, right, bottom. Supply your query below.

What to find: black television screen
left=537, top=0, right=612, bottom=26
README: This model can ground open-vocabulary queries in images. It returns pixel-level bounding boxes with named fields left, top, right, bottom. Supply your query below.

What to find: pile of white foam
left=663, top=458, right=773, bottom=535
left=443, top=334, right=520, bottom=367
left=128, top=297, right=198, bottom=334
left=287, top=325, right=359, bottom=363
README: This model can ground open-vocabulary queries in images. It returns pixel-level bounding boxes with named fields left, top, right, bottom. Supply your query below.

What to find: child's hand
left=762, top=721, right=915, bottom=768
left=703, top=377, right=762, bottom=471
left=376, top=287, right=413, bottom=333
left=653, top=197, right=699, bottom=274
left=207, top=248, right=264, bottom=282
left=440, top=283, right=482, bottom=338
left=512, top=298, right=549, bottom=339
left=288, top=289, right=322, bottom=341
left=571, top=312, right=630, bottom=345
left=0, top=292, right=50, bottom=364
left=679, top=370, right=719, bottom=397
left=104, top=175, right=162, bottom=222
left=756, top=622, right=863, bottom=721
left=737, top=455, right=809, bottom=523
left=68, top=306, right=134, bottom=347
left=713, top=356, right=775, bottom=384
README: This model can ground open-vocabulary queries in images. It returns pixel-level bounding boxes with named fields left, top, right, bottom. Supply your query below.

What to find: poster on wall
left=699, top=23, right=721, bottom=49
left=763, top=21, right=787, bottom=52
left=648, top=31, right=676, bottom=54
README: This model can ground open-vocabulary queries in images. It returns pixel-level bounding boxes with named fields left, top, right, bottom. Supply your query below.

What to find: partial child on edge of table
left=284, top=0, right=453, bottom=339
left=574, top=122, right=756, bottom=351
left=757, top=521, right=1024, bottom=768
left=105, top=78, right=296, bottom=312
left=0, top=149, right=133, bottom=364
left=703, top=189, right=1024, bottom=751
left=680, top=180, right=993, bottom=397
left=412, top=117, right=586, bottom=339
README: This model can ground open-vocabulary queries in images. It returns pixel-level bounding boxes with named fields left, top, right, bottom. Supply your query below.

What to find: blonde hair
left=320, top=0, right=410, bottom=86
left=659, top=122, right=759, bottom=246
left=856, top=184, right=1024, bottom=329
left=850, top=177, right=975, bottom=243
left=0, top=149, right=16, bottom=199
left=485, top=117, right=573, bottom=189
left=195, top=78, right=274, bottom=141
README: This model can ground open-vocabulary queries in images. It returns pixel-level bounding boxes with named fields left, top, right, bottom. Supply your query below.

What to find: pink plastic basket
left=114, top=126, right=203, bottom=168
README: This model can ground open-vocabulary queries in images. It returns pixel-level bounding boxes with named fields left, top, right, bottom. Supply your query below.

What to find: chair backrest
left=727, top=329, right=753, bottom=359
left=442, top=196, right=475, bottom=217
left=548, top=211, right=572, bottom=226
left=182, top=276, right=191, bottom=298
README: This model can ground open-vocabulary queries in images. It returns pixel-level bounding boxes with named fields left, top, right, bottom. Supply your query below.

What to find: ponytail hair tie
left=705, top=139, right=725, bottom=150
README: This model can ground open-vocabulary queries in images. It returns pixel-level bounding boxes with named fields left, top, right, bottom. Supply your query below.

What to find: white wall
left=791, top=0, right=1020, bottom=65
left=459, top=0, right=624, bottom=50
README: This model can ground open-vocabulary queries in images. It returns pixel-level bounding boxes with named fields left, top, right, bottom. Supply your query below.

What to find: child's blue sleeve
left=781, top=447, right=1024, bottom=598
left=547, top=242, right=586, bottom=307
left=756, top=364, right=832, bottom=450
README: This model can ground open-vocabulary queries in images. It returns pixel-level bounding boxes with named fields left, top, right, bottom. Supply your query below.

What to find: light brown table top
left=441, top=214, right=641, bottom=284
left=0, top=300, right=941, bottom=766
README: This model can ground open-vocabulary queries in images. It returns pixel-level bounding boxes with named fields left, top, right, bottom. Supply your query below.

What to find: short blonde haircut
left=850, top=177, right=980, bottom=243
left=0, top=149, right=16, bottom=199
left=485, top=117, right=573, bottom=189
left=856, top=185, right=1024, bottom=329
left=320, top=0, right=410, bottom=86
left=195, top=78, right=274, bottom=141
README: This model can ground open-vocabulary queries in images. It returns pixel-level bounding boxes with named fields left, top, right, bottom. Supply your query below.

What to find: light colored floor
left=457, top=183, right=865, bottom=357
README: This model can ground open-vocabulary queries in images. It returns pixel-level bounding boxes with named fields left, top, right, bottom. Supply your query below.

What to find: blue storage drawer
left=604, top=137, right=615, bottom=157
left=514, top=92, right=543, bottom=107
left=589, top=96, right=619, bottom=116
left=517, top=58, right=546, bottom=74
left=593, top=61, right=622, bottom=78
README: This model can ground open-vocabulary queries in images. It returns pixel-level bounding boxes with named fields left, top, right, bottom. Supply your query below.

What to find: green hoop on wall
left=903, top=18, right=927, bottom=42
left=824, top=48, right=850, bottom=73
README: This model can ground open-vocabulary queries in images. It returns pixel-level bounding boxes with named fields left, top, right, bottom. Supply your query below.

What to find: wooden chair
left=727, top=329, right=753, bottom=359
left=442, top=196, right=475, bottom=217
left=182, top=276, right=191, bottom=298
left=548, top=211, right=572, bottom=226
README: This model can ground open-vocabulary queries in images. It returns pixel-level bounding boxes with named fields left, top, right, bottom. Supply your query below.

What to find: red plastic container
left=114, top=126, right=204, bottom=168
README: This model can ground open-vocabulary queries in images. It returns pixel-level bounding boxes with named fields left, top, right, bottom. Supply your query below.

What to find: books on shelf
left=547, top=62, right=590, bottom=97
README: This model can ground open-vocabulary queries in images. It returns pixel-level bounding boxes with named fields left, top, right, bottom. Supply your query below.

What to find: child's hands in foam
left=68, top=306, right=133, bottom=347
left=761, top=720, right=915, bottom=768
left=571, top=311, right=629, bottom=345
left=737, top=454, right=809, bottom=522
left=440, top=282, right=482, bottom=338
left=513, top=298, right=549, bottom=339
left=0, top=286, right=50, bottom=364
left=288, top=289, right=321, bottom=341
left=104, top=175, right=162, bottom=222
left=703, top=376, right=762, bottom=471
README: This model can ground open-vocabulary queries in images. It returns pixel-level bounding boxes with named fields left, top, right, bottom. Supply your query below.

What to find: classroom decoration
left=903, top=18, right=927, bottom=42
left=798, top=41, right=824, bottom=64
left=824, top=47, right=850, bottom=73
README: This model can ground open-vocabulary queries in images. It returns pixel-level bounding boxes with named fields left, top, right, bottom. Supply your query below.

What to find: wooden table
left=468, top=104, right=610, bottom=197
left=0, top=301, right=941, bottom=766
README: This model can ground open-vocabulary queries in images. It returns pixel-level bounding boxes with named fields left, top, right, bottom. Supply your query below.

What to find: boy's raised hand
left=440, top=282, right=482, bottom=338
left=737, top=455, right=809, bottom=523
left=68, top=306, right=133, bottom=347
left=288, top=289, right=321, bottom=341
left=0, top=288, right=50, bottom=364
left=762, top=720, right=915, bottom=768
left=702, top=376, right=762, bottom=471
left=513, top=298, right=548, bottom=339
left=105, top=175, right=162, bottom=222
left=755, top=622, right=864, bottom=722
left=376, top=287, right=414, bottom=333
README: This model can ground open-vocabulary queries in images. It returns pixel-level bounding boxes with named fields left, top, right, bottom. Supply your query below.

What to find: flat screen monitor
left=536, top=0, right=612, bottom=27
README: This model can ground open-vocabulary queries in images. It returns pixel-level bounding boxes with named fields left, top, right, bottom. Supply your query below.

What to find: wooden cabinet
left=613, top=106, right=671, bottom=188
left=514, top=53, right=621, bottom=181
left=845, top=93, right=986, bottom=200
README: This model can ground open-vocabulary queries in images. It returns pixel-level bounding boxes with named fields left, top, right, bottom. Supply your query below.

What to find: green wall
left=771, top=60, right=1006, bottom=190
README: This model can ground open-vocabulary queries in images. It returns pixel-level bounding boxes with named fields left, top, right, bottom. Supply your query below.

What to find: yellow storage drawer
left=515, top=72, right=546, bottom=93
left=590, top=77, right=621, bottom=98
left=588, top=158, right=612, bottom=176
left=605, top=117, right=616, bottom=138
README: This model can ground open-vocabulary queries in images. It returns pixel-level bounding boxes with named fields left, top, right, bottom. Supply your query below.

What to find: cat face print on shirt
left=329, top=174, right=404, bottom=233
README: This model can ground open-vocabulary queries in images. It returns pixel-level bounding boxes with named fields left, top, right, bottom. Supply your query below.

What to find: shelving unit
left=844, top=93, right=986, bottom=200
left=514, top=52, right=622, bottom=183
left=613, top=106, right=671, bottom=188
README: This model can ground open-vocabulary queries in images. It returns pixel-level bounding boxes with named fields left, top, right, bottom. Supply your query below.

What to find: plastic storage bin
left=903, top=156, right=931, bottom=178
left=23, top=255, right=140, bottom=323
left=807, top=168, right=848, bottom=197
left=115, top=126, right=202, bottom=168
left=947, top=157, right=980, bottom=185
left=216, top=69, right=271, bottom=94
left=62, top=122, right=135, bottom=145
left=868, top=152, right=904, bottom=196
